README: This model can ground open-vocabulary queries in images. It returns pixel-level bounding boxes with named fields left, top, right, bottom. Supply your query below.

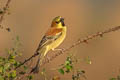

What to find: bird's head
left=51, top=16, right=65, bottom=28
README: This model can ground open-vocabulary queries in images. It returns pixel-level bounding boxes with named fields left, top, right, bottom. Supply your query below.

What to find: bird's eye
left=55, top=21, right=59, bottom=24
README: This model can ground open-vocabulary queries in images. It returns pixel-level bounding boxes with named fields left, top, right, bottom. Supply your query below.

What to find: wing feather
left=37, top=28, right=62, bottom=49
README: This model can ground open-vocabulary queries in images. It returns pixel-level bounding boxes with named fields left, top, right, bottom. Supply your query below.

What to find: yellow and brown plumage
left=31, top=16, right=67, bottom=73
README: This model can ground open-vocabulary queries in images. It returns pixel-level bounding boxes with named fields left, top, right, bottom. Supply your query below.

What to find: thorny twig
left=15, top=26, right=120, bottom=70
left=41, top=26, right=120, bottom=65
left=16, top=26, right=120, bottom=80
left=0, top=0, right=11, bottom=31
left=17, top=71, right=31, bottom=80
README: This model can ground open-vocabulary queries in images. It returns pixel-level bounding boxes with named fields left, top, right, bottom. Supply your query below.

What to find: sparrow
left=31, top=16, right=67, bottom=73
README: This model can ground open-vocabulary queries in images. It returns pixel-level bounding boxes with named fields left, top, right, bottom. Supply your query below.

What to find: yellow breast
left=48, top=27, right=66, bottom=50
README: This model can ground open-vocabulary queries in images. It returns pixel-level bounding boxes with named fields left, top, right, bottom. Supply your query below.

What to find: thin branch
left=17, top=71, right=31, bottom=80
left=41, top=26, right=120, bottom=66
left=15, top=52, right=39, bottom=69
left=15, top=26, right=120, bottom=70
left=0, top=0, right=11, bottom=31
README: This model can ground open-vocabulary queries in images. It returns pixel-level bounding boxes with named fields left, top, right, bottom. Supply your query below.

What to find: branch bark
left=15, top=26, right=120, bottom=70
left=0, top=0, right=11, bottom=30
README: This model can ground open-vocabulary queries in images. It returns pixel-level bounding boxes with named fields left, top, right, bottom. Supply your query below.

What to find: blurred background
left=0, top=0, right=120, bottom=80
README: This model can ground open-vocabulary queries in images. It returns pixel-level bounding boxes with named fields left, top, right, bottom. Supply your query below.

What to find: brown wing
left=37, top=28, right=62, bottom=50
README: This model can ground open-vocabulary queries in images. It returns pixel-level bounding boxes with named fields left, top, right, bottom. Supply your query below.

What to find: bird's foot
left=46, top=55, right=51, bottom=62
left=52, top=48, right=65, bottom=53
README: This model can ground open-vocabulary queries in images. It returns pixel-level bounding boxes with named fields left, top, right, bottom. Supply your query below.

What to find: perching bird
left=31, top=16, right=67, bottom=73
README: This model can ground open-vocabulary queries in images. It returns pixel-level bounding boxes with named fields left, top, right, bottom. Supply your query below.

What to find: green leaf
left=109, top=78, right=117, bottom=80
left=5, top=49, right=12, bottom=54
left=66, top=57, right=70, bottom=61
left=0, top=57, right=4, bottom=62
left=0, top=75, right=4, bottom=80
left=65, top=61, right=70, bottom=65
left=58, top=69, right=64, bottom=75
left=14, top=61, right=20, bottom=67
left=0, top=66, right=3, bottom=72
left=23, top=66, right=28, bottom=70
left=9, top=59, right=16, bottom=64
left=27, top=75, right=33, bottom=80
left=11, top=72, right=16, bottom=78
left=42, top=68, right=46, bottom=72
left=4, top=63, right=10, bottom=70
left=65, top=65, right=73, bottom=73
left=0, top=57, right=3, bottom=62
left=8, top=70, right=16, bottom=78
left=9, top=55, right=16, bottom=59
left=65, top=65, right=72, bottom=70
left=16, top=36, right=19, bottom=41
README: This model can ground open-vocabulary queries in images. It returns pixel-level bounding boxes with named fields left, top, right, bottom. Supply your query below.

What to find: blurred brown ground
left=0, top=0, right=120, bottom=80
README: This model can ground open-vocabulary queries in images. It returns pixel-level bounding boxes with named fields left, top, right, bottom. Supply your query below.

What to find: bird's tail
left=31, top=53, right=44, bottom=73
left=31, top=47, right=48, bottom=73
left=30, top=58, right=40, bottom=73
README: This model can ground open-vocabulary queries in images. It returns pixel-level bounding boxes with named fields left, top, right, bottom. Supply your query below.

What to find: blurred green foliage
left=0, top=36, right=33, bottom=80
left=57, top=53, right=88, bottom=80
left=110, top=75, right=120, bottom=80
left=0, top=36, right=20, bottom=80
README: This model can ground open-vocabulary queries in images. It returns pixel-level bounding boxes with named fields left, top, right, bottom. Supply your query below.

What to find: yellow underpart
left=48, top=27, right=66, bottom=51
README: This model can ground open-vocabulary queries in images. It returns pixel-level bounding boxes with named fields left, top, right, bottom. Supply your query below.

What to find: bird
left=31, top=16, right=67, bottom=73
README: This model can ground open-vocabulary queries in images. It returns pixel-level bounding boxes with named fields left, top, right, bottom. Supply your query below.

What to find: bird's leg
left=45, top=55, right=51, bottom=62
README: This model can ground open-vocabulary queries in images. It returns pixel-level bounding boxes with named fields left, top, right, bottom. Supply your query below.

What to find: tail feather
left=31, top=58, right=40, bottom=73
left=31, top=47, right=48, bottom=73
left=31, top=65, right=39, bottom=73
